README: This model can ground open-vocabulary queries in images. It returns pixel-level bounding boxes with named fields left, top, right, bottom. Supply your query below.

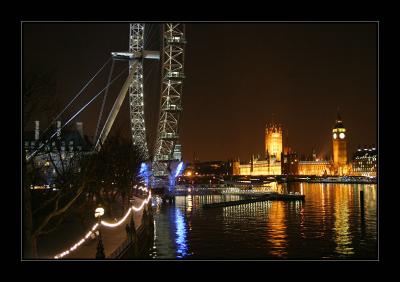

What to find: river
left=147, top=183, right=377, bottom=260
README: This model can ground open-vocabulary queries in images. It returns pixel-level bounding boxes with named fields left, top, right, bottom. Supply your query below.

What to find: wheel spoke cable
left=26, top=65, right=128, bottom=162
left=94, top=59, right=115, bottom=144
left=41, top=57, right=112, bottom=138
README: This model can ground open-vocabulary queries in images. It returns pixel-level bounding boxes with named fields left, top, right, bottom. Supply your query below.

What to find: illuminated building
left=281, top=147, right=298, bottom=175
left=265, top=122, right=283, bottom=162
left=332, top=111, right=348, bottom=175
left=232, top=159, right=241, bottom=175
left=235, top=121, right=283, bottom=176
left=298, top=160, right=332, bottom=176
left=296, top=149, right=332, bottom=176
left=24, top=120, right=92, bottom=187
left=238, top=156, right=282, bottom=176
left=351, top=147, right=377, bottom=177
left=233, top=111, right=357, bottom=177
left=295, top=110, right=354, bottom=176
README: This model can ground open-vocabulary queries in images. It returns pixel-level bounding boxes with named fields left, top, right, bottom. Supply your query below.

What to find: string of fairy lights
left=54, top=188, right=151, bottom=259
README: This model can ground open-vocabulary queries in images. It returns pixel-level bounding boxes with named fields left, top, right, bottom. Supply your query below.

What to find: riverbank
left=37, top=195, right=151, bottom=259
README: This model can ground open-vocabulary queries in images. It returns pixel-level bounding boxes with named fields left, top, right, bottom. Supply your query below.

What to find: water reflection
left=149, top=183, right=377, bottom=259
left=333, top=186, right=354, bottom=256
left=222, top=201, right=270, bottom=225
left=266, top=202, right=288, bottom=257
left=150, top=204, right=176, bottom=258
left=320, top=184, right=326, bottom=228
left=187, top=195, right=193, bottom=213
left=174, top=208, right=188, bottom=258
left=151, top=219, right=157, bottom=258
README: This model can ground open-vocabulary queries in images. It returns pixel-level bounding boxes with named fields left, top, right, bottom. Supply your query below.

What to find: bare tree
left=23, top=71, right=61, bottom=259
left=24, top=141, right=96, bottom=258
left=90, top=134, right=143, bottom=216
left=23, top=73, right=143, bottom=258
left=23, top=120, right=92, bottom=258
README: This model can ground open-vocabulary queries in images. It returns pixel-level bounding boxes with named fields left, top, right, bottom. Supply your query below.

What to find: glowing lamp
left=95, top=207, right=105, bottom=218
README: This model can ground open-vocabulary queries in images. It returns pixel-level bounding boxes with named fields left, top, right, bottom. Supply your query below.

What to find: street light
left=95, top=206, right=105, bottom=259
left=95, top=207, right=105, bottom=218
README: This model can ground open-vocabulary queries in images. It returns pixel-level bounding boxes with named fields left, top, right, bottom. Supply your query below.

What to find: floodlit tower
left=332, top=111, right=348, bottom=167
left=265, top=122, right=283, bottom=162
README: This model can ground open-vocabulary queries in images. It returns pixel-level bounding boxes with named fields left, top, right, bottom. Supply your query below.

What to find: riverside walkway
left=41, top=194, right=150, bottom=259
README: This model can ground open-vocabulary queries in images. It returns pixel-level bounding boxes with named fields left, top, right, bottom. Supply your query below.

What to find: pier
left=202, top=193, right=305, bottom=209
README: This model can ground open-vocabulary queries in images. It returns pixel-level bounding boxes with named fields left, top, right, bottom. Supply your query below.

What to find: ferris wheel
left=27, top=23, right=186, bottom=189
left=94, top=23, right=186, bottom=185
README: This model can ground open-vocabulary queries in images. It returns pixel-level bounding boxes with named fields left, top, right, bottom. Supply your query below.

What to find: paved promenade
left=38, top=195, right=146, bottom=259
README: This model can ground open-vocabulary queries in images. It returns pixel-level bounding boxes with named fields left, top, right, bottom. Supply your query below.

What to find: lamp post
left=95, top=206, right=105, bottom=259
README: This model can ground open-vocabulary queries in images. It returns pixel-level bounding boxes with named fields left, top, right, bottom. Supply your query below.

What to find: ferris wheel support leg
left=95, top=60, right=139, bottom=151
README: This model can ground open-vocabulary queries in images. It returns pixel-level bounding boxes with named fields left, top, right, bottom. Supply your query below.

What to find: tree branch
left=33, top=190, right=62, bottom=215
left=36, top=211, right=68, bottom=236
left=33, top=181, right=86, bottom=237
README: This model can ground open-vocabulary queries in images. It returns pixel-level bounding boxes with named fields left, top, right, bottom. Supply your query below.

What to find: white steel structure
left=97, top=23, right=186, bottom=185
left=29, top=24, right=185, bottom=182
left=129, top=24, right=148, bottom=160
left=152, top=23, right=186, bottom=177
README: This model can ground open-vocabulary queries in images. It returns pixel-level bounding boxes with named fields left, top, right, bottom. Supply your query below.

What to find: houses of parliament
left=232, top=112, right=353, bottom=176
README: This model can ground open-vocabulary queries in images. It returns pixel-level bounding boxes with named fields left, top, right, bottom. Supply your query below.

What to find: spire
left=336, top=107, right=341, bottom=121
left=334, top=107, right=344, bottom=129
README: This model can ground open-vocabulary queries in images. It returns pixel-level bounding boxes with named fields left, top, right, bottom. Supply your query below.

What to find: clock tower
left=332, top=111, right=347, bottom=168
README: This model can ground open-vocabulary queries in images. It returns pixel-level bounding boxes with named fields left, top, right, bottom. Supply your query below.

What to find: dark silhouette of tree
left=23, top=72, right=100, bottom=258
left=23, top=71, right=62, bottom=259
left=24, top=140, right=96, bottom=258
left=89, top=134, right=143, bottom=216
left=23, top=72, right=143, bottom=258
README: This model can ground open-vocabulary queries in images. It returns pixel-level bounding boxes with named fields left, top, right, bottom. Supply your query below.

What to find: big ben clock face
left=333, top=133, right=337, bottom=139
left=339, top=133, right=345, bottom=139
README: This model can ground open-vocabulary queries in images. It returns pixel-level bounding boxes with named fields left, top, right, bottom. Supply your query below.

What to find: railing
left=166, top=36, right=186, bottom=44
left=53, top=188, right=152, bottom=259
left=154, top=154, right=180, bottom=162
left=159, top=132, right=179, bottom=139
left=165, top=71, right=185, bottom=79
left=163, top=104, right=182, bottom=111
left=108, top=237, right=132, bottom=259
left=108, top=212, right=151, bottom=259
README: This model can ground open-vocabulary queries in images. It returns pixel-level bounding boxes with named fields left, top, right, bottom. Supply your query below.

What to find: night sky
left=23, top=22, right=377, bottom=162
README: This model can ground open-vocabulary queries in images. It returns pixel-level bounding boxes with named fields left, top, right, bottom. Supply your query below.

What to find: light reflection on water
left=174, top=208, right=188, bottom=258
left=264, top=201, right=287, bottom=257
left=334, top=187, right=354, bottom=256
left=148, top=183, right=377, bottom=259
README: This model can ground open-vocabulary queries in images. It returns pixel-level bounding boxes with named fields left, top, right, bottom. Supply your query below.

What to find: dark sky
left=23, top=22, right=377, bottom=162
